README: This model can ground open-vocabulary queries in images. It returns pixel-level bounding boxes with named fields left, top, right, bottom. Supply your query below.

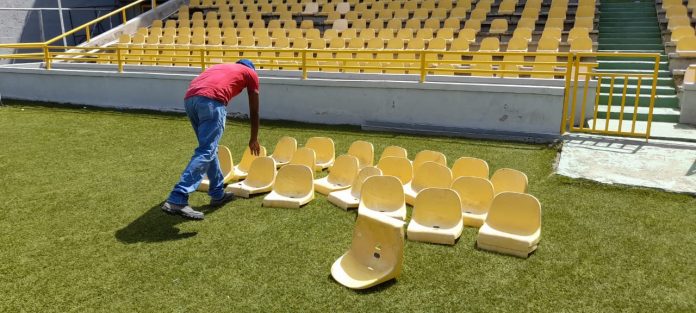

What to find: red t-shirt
left=184, top=63, right=260, bottom=104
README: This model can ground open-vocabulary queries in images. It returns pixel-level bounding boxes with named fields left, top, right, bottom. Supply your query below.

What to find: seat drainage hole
left=380, top=210, right=385, bottom=212
left=433, top=225, right=440, bottom=229
left=373, top=252, right=381, bottom=259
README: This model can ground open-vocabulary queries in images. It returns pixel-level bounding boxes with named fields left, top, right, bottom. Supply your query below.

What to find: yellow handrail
left=45, top=0, right=146, bottom=45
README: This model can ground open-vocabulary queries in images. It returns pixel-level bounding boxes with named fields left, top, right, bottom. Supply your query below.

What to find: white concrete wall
left=680, top=83, right=696, bottom=125
left=0, top=63, right=568, bottom=137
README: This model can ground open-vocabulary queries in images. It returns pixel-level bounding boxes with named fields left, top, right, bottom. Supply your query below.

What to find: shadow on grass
left=326, top=274, right=397, bottom=294
left=115, top=202, right=223, bottom=244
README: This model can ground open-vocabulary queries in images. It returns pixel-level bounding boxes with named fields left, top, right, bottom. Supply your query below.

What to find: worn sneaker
left=210, top=192, right=235, bottom=207
left=161, top=202, right=204, bottom=220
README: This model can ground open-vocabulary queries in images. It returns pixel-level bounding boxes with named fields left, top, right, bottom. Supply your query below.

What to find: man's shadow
left=115, top=202, right=222, bottom=244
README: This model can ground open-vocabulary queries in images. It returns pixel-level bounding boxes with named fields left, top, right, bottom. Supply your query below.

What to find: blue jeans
left=167, top=96, right=227, bottom=205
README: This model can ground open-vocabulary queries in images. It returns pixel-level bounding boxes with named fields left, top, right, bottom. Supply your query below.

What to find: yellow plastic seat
left=567, top=27, right=589, bottom=43
left=506, top=37, right=528, bottom=52
left=305, top=137, right=335, bottom=171
left=315, top=155, right=359, bottom=195
left=476, top=192, right=541, bottom=258
left=532, top=55, right=558, bottom=79
left=489, top=19, right=508, bottom=34
left=569, top=36, right=592, bottom=53
left=491, top=168, right=528, bottom=195
left=347, top=140, right=374, bottom=169
left=197, top=145, right=235, bottom=191
left=498, top=0, right=517, bottom=14
left=671, top=27, right=695, bottom=43
left=451, top=157, right=489, bottom=179
left=330, top=208, right=406, bottom=289
left=538, top=37, right=560, bottom=52
left=270, top=136, right=297, bottom=167
left=412, top=150, right=447, bottom=173
left=226, top=156, right=276, bottom=198
left=358, top=176, right=407, bottom=220
left=379, top=146, right=408, bottom=160
left=451, top=176, right=494, bottom=227
left=377, top=157, right=413, bottom=185
left=463, top=19, right=482, bottom=33
left=289, top=147, right=316, bottom=172
left=677, top=36, right=696, bottom=54
left=232, top=145, right=268, bottom=180
left=404, top=161, right=453, bottom=205
left=407, top=188, right=464, bottom=245
left=262, top=164, right=315, bottom=208
left=328, top=166, right=383, bottom=210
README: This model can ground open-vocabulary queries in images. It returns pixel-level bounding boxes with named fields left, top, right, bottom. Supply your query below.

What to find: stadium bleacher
left=106, top=0, right=598, bottom=77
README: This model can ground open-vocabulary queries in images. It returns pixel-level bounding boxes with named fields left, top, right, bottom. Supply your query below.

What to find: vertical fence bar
left=591, top=74, right=602, bottom=130
left=122, top=10, right=127, bottom=24
left=644, top=55, right=660, bottom=140
left=419, top=51, right=427, bottom=83
left=604, top=76, right=616, bottom=132
left=631, top=76, right=642, bottom=134
left=568, top=54, right=582, bottom=131
left=116, top=46, right=123, bottom=72
left=560, top=53, right=574, bottom=134
left=199, top=48, right=205, bottom=71
left=579, top=71, right=591, bottom=130
left=152, top=0, right=157, bottom=9
left=302, top=50, right=307, bottom=79
left=617, top=75, right=629, bottom=133
left=43, top=45, right=51, bottom=70
left=85, top=26, right=91, bottom=42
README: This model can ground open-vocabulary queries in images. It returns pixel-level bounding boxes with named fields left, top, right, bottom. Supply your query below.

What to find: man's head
left=236, top=59, right=256, bottom=71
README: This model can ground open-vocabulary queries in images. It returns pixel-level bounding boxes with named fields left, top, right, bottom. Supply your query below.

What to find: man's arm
left=248, top=91, right=261, bottom=156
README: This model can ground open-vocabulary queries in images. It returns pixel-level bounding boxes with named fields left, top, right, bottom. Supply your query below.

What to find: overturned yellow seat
left=491, top=168, right=528, bottom=195
left=305, top=137, right=335, bottom=171
left=358, top=176, right=407, bottom=221
left=315, top=155, right=359, bottom=195
left=404, top=162, right=453, bottom=206
left=413, top=150, right=447, bottom=173
left=331, top=208, right=406, bottom=290
left=226, top=156, right=276, bottom=198
left=452, top=157, right=489, bottom=179
left=476, top=192, right=541, bottom=258
left=328, top=166, right=383, bottom=210
left=451, top=176, right=494, bottom=227
left=379, top=145, right=408, bottom=160
left=347, top=140, right=374, bottom=169
left=407, top=188, right=464, bottom=245
left=377, top=157, right=413, bottom=185
left=270, top=136, right=297, bottom=167
left=289, top=147, right=316, bottom=173
left=262, top=164, right=315, bottom=208
left=198, top=145, right=235, bottom=191
left=232, top=146, right=267, bottom=180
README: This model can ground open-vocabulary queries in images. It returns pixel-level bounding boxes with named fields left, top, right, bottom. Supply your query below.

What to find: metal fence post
left=43, top=45, right=51, bottom=70
left=419, top=51, right=427, bottom=83
left=302, top=50, right=307, bottom=79
left=116, top=46, right=123, bottom=72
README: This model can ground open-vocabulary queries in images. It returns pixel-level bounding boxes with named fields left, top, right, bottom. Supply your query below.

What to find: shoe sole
left=161, top=207, right=204, bottom=220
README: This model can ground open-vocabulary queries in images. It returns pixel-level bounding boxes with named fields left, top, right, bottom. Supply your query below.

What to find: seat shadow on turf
left=115, top=202, right=222, bottom=244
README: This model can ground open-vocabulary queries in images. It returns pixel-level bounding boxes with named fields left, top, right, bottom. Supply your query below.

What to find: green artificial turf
left=0, top=103, right=694, bottom=312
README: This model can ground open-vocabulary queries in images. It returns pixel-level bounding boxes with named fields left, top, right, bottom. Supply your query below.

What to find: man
left=162, top=59, right=261, bottom=220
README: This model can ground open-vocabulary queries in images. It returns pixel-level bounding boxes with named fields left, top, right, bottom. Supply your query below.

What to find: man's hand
left=249, top=139, right=261, bottom=156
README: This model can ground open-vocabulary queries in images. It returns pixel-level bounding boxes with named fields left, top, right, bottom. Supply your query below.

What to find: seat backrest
left=289, top=147, right=316, bottom=170
left=274, top=164, right=314, bottom=197
left=348, top=140, right=374, bottom=168
left=245, top=156, right=276, bottom=187
left=359, top=176, right=406, bottom=213
left=451, top=176, right=494, bottom=215
left=538, top=37, right=560, bottom=52
left=512, top=27, right=533, bottom=42
left=491, top=168, right=528, bottom=194
left=413, top=150, right=447, bottom=172
left=350, top=166, right=383, bottom=198
left=377, top=157, right=413, bottom=184
left=490, top=18, right=507, bottom=31
left=380, top=145, right=408, bottom=160
left=569, top=36, right=592, bottom=52
left=568, top=27, right=589, bottom=42
left=486, top=192, right=541, bottom=235
left=238, top=145, right=268, bottom=172
left=672, top=27, right=695, bottom=42
left=428, top=38, right=447, bottom=50
left=412, top=162, right=453, bottom=192
left=349, top=209, right=405, bottom=277
left=506, top=37, right=528, bottom=52
left=333, top=18, right=349, bottom=31
left=452, top=157, right=489, bottom=179
left=412, top=188, right=463, bottom=229
left=479, top=37, right=500, bottom=51
left=218, top=145, right=234, bottom=177
left=677, top=35, right=696, bottom=52
left=305, top=137, right=335, bottom=165
left=327, top=155, right=360, bottom=186
left=271, top=136, right=297, bottom=163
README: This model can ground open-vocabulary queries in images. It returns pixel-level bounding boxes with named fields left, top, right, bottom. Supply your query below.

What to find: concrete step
left=595, top=105, right=681, bottom=122
left=598, top=60, right=668, bottom=70
left=608, top=76, right=675, bottom=87
left=598, top=38, right=664, bottom=45
left=598, top=43, right=666, bottom=50
left=588, top=119, right=696, bottom=141
left=599, top=12, right=656, bottom=18
left=599, top=32, right=663, bottom=39
left=595, top=68, right=673, bottom=78
left=597, top=54, right=668, bottom=62
left=598, top=93, right=679, bottom=108
left=599, top=84, right=677, bottom=95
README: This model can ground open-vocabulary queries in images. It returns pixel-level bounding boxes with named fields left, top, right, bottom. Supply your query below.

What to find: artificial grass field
left=0, top=103, right=694, bottom=312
